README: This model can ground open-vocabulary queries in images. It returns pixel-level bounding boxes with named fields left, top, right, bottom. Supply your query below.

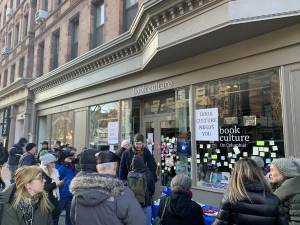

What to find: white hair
left=171, top=174, right=192, bottom=192
left=121, top=140, right=130, bottom=148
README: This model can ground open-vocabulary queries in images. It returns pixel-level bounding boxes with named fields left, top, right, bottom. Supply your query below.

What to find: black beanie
left=79, top=148, right=98, bottom=172
left=26, top=143, right=36, bottom=152
left=134, top=134, right=144, bottom=143
left=96, top=151, right=118, bottom=164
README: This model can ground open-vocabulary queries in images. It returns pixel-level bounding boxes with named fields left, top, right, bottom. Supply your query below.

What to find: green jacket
left=275, top=176, right=300, bottom=225
left=0, top=184, right=53, bottom=225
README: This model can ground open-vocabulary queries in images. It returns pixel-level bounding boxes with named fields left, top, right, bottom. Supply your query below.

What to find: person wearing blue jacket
left=56, top=150, right=76, bottom=225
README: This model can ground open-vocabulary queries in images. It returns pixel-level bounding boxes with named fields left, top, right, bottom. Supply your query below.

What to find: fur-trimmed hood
left=70, top=172, right=125, bottom=207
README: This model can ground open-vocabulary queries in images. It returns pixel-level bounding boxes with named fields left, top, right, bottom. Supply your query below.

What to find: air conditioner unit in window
left=35, top=9, right=48, bottom=23
left=1, top=47, right=11, bottom=55
left=6, top=8, right=13, bottom=17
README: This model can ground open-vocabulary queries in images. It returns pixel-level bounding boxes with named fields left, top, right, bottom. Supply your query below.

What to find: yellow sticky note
left=211, top=155, right=218, bottom=160
left=257, top=141, right=265, bottom=146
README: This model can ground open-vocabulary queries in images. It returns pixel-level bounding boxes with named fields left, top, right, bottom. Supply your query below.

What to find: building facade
left=2, top=0, right=300, bottom=206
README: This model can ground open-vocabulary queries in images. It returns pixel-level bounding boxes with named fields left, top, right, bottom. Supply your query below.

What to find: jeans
left=143, top=206, right=152, bottom=225
left=59, top=197, right=73, bottom=225
left=8, top=165, right=18, bottom=184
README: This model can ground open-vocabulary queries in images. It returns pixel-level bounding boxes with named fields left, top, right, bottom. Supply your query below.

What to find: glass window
left=3, top=70, right=7, bottom=87
left=7, top=32, right=12, bottom=48
left=52, top=30, right=60, bottom=69
left=51, top=111, right=74, bottom=145
left=14, top=23, right=20, bottom=46
left=124, top=0, right=138, bottom=31
left=10, top=64, right=15, bottom=83
left=194, top=69, right=284, bottom=190
left=144, top=94, right=175, bottom=115
left=94, top=1, right=104, bottom=47
left=23, top=15, right=29, bottom=37
left=70, top=16, right=79, bottom=60
left=120, top=99, right=133, bottom=142
left=37, top=41, right=44, bottom=76
left=19, top=57, right=25, bottom=78
left=90, top=102, right=120, bottom=151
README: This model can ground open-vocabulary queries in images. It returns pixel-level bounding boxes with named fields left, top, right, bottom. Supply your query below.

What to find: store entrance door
left=144, top=114, right=178, bottom=186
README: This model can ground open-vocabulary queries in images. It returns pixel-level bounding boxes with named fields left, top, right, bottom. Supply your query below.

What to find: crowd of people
left=0, top=136, right=299, bottom=225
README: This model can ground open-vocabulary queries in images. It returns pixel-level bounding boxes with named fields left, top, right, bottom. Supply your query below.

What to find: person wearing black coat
left=157, top=174, right=205, bottom=225
left=213, top=158, right=288, bottom=225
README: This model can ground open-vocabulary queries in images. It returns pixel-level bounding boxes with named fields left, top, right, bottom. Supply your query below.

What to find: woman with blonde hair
left=0, top=166, right=53, bottom=225
left=213, top=158, right=287, bottom=225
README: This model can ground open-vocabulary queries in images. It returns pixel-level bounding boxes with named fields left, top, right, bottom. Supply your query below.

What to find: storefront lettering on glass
left=133, top=80, right=174, bottom=96
left=219, top=126, right=250, bottom=148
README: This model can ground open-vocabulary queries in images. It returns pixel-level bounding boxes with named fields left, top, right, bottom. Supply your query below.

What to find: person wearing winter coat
left=0, top=166, right=53, bottom=225
left=157, top=174, right=204, bottom=225
left=70, top=150, right=146, bottom=225
left=40, top=153, right=64, bottom=225
left=213, top=158, right=288, bottom=225
left=270, top=158, right=300, bottom=225
left=8, top=137, right=27, bottom=183
left=0, top=140, right=8, bottom=189
left=19, top=143, right=38, bottom=167
left=56, top=150, right=76, bottom=225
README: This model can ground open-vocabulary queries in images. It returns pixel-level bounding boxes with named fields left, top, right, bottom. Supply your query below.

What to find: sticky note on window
left=233, top=146, right=240, bottom=154
left=199, top=144, right=203, bottom=149
left=272, top=146, right=278, bottom=151
left=231, top=159, right=235, bottom=164
left=243, top=152, right=248, bottom=157
left=271, top=152, right=276, bottom=158
left=269, top=140, right=275, bottom=146
left=203, top=158, right=208, bottom=163
left=259, top=147, right=264, bottom=152
left=224, top=162, right=228, bottom=166
left=232, top=154, right=237, bottom=159
left=228, top=153, right=233, bottom=158
left=229, top=164, right=233, bottom=169
left=216, top=149, right=220, bottom=154
left=207, top=144, right=211, bottom=149
left=221, top=156, right=225, bottom=161
left=266, top=158, right=271, bottom=164
left=188, top=158, right=191, bottom=162
left=197, top=159, right=201, bottom=164
left=264, top=147, right=269, bottom=152
left=196, top=154, right=200, bottom=158
left=257, top=141, right=265, bottom=146
left=259, top=152, right=265, bottom=157
left=204, top=153, right=208, bottom=157
left=211, top=155, right=218, bottom=160
left=217, top=162, right=221, bottom=167
left=212, top=160, right=216, bottom=165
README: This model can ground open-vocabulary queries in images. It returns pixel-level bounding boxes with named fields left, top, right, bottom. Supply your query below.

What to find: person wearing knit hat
left=270, top=158, right=300, bottom=225
left=119, top=133, right=157, bottom=225
left=78, top=148, right=98, bottom=172
left=40, top=153, right=62, bottom=225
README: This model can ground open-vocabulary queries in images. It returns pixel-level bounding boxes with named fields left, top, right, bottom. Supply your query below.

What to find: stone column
left=8, top=105, right=17, bottom=148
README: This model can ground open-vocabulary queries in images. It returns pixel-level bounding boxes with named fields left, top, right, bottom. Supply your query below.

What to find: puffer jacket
left=8, top=143, right=24, bottom=166
left=69, top=172, right=146, bottom=225
left=158, top=191, right=205, bottom=225
left=274, top=176, right=300, bottom=225
left=0, top=184, right=53, bottom=225
left=213, top=182, right=288, bottom=225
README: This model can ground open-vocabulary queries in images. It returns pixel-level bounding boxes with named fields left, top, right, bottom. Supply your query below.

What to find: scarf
left=18, top=197, right=39, bottom=225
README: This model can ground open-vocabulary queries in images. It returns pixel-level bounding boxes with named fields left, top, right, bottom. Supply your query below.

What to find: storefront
left=29, top=0, right=300, bottom=206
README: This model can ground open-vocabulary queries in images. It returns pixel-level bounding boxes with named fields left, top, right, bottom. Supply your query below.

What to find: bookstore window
left=194, top=69, right=284, bottom=190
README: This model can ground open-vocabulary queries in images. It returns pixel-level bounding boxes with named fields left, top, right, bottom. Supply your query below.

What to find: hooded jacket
left=213, top=182, right=288, bottom=225
left=8, top=143, right=24, bottom=166
left=274, top=176, right=300, bottom=225
left=158, top=191, right=204, bottom=225
left=69, top=172, right=146, bottom=225
left=0, top=184, right=53, bottom=225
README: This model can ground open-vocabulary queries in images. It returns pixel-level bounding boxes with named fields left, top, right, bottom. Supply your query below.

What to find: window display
left=51, top=111, right=74, bottom=145
left=195, top=69, right=284, bottom=190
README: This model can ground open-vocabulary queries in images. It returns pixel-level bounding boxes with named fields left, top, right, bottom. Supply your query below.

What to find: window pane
left=195, top=69, right=284, bottom=190
left=19, top=57, right=24, bottom=77
left=124, top=3, right=138, bottom=31
left=51, top=111, right=74, bottom=145
left=126, top=0, right=138, bottom=8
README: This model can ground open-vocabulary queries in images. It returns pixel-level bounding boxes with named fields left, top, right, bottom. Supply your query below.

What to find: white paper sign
left=108, top=122, right=119, bottom=144
left=195, top=108, right=219, bottom=141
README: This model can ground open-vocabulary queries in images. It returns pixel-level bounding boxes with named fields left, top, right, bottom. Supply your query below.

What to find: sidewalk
left=1, top=165, right=66, bottom=225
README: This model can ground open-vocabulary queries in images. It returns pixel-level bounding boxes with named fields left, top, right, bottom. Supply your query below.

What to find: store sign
left=195, top=108, right=219, bottom=141
left=219, top=126, right=250, bottom=148
left=107, top=122, right=119, bottom=144
left=1, top=107, right=10, bottom=136
left=133, top=80, right=174, bottom=96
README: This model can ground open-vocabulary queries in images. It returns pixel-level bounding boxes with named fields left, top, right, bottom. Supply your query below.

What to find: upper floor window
left=0, top=74, right=2, bottom=87
left=3, top=70, right=8, bottom=87
left=7, top=32, right=12, bottom=48
left=3, top=5, right=7, bottom=25
left=43, top=0, right=48, bottom=11
left=94, top=1, right=104, bottom=47
left=10, top=0, right=13, bottom=9
left=14, top=23, right=20, bottom=46
left=124, top=0, right=138, bottom=31
left=70, top=16, right=79, bottom=60
left=0, top=14, right=2, bottom=28
left=19, top=57, right=25, bottom=78
left=23, top=15, right=29, bottom=37
left=37, top=41, right=45, bottom=76
left=17, top=0, right=20, bottom=6
left=51, top=30, right=60, bottom=70
left=10, top=64, right=15, bottom=83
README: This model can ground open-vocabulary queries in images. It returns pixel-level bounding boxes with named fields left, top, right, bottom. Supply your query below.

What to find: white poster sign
left=108, top=122, right=119, bottom=144
left=195, top=108, right=219, bottom=141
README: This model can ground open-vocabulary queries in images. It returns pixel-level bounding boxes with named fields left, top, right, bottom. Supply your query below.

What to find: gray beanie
left=40, top=153, right=57, bottom=166
left=271, top=158, right=300, bottom=178
left=251, top=156, right=264, bottom=168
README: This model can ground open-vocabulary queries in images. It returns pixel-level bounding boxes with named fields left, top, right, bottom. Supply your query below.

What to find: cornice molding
left=28, top=0, right=222, bottom=94
left=0, top=78, right=33, bottom=99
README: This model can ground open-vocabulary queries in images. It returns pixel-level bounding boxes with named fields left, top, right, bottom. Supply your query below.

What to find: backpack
left=127, top=170, right=149, bottom=207
left=0, top=145, right=8, bottom=164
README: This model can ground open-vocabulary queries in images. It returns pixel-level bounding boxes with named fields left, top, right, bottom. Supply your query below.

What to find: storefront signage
left=195, top=108, right=219, bottom=141
left=133, top=80, right=174, bottom=96
left=107, top=121, right=119, bottom=144
left=219, top=126, right=250, bottom=147
left=1, top=107, right=10, bottom=136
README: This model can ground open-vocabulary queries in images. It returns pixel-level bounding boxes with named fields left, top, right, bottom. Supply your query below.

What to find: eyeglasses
left=32, top=174, right=45, bottom=182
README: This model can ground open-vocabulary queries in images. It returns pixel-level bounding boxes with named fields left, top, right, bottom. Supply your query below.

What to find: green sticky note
left=256, top=141, right=265, bottom=146
left=211, top=155, right=218, bottom=160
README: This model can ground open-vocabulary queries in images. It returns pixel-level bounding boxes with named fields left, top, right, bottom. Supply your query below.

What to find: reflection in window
left=195, top=69, right=284, bottom=190
left=51, top=111, right=74, bottom=145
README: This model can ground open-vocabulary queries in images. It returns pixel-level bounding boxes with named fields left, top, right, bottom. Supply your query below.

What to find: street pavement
left=1, top=165, right=66, bottom=225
